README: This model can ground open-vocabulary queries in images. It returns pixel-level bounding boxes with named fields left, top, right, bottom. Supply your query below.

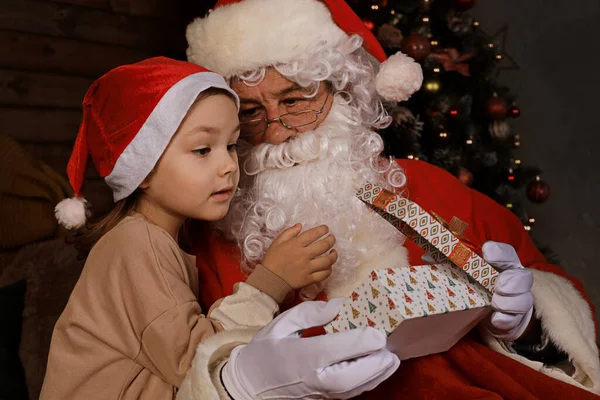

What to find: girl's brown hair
left=70, top=190, right=141, bottom=258
left=70, top=87, right=238, bottom=258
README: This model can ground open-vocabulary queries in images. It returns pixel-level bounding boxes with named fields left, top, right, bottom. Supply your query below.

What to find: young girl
left=40, top=57, right=337, bottom=399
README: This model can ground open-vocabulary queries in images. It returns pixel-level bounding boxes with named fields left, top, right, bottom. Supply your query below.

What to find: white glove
left=482, top=241, right=534, bottom=341
left=221, top=298, right=400, bottom=399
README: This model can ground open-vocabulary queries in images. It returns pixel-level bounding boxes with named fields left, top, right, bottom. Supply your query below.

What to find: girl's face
left=141, top=93, right=240, bottom=224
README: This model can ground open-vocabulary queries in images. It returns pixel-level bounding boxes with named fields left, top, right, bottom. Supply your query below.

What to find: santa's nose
left=263, top=120, right=295, bottom=145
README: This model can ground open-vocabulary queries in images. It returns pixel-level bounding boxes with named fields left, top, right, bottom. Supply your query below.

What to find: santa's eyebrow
left=237, top=84, right=313, bottom=105
left=275, top=83, right=309, bottom=97
left=239, top=98, right=262, bottom=105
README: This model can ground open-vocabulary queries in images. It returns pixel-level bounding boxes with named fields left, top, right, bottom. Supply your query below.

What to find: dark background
left=471, top=0, right=600, bottom=327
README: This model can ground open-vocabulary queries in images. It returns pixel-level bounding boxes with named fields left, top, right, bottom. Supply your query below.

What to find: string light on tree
left=507, top=168, right=515, bottom=182
left=424, top=77, right=441, bottom=93
left=514, top=134, right=521, bottom=147
left=524, top=217, right=537, bottom=231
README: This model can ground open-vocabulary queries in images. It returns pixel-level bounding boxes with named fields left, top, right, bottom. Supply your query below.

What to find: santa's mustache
left=241, top=133, right=327, bottom=174
left=239, top=98, right=380, bottom=177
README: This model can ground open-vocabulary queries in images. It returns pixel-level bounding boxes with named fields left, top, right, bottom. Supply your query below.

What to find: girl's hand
left=262, top=224, right=337, bottom=289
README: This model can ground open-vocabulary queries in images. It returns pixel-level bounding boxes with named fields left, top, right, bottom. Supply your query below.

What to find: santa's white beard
left=218, top=97, right=410, bottom=299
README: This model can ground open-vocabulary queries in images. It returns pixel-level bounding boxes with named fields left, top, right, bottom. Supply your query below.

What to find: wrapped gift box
left=324, top=182, right=499, bottom=360
left=324, top=263, right=492, bottom=360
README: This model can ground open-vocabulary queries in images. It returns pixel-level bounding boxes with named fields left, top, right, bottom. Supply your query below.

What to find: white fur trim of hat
left=186, top=0, right=423, bottom=102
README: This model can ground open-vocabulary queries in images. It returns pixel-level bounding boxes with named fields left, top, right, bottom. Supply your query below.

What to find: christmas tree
left=348, top=0, right=550, bottom=231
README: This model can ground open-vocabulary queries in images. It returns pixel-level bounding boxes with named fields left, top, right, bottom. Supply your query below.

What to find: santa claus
left=178, top=0, right=600, bottom=399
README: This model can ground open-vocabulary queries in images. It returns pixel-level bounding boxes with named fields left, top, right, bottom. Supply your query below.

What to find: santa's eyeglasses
left=239, top=90, right=330, bottom=137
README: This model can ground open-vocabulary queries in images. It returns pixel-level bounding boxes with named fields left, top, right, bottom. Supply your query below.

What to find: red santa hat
left=186, top=0, right=423, bottom=102
left=55, top=56, right=239, bottom=229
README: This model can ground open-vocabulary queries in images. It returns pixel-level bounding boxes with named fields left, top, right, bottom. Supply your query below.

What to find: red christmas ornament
left=527, top=178, right=550, bottom=204
left=458, top=167, right=473, bottom=186
left=452, top=0, right=478, bottom=11
left=429, top=48, right=474, bottom=76
left=510, top=106, right=521, bottom=117
left=401, top=34, right=432, bottom=62
left=486, top=96, right=509, bottom=120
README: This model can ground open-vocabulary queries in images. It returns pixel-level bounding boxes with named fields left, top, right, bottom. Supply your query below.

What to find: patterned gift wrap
left=356, top=182, right=498, bottom=291
left=325, top=263, right=491, bottom=333
left=324, top=264, right=492, bottom=359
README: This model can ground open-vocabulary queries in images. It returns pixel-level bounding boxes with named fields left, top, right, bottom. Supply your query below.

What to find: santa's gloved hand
left=221, top=298, right=400, bottom=399
left=482, top=241, right=534, bottom=341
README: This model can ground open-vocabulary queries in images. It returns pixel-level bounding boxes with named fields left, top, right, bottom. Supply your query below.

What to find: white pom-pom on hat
left=375, top=52, right=424, bottom=102
left=55, top=196, right=88, bottom=230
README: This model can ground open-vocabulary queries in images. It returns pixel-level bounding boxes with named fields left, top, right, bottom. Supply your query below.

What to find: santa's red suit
left=184, top=159, right=599, bottom=399
left=178, top=0, right=600, bottom=397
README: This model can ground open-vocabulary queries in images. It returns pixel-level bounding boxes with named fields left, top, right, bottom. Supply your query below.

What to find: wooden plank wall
left=0, top=0, right=213, bottom=214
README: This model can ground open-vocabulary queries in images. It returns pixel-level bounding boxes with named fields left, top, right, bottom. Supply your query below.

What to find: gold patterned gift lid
left=357, top=182, right=498, bottom=291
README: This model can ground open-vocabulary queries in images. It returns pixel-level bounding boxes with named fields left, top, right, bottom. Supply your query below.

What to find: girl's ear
left=139, top=169, right=155, bottom=189
left=139, top=177, right=150, bottom=189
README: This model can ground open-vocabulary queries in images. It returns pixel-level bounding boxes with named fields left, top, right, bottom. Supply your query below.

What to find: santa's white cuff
left=481, top=269, right=600, bottom=394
